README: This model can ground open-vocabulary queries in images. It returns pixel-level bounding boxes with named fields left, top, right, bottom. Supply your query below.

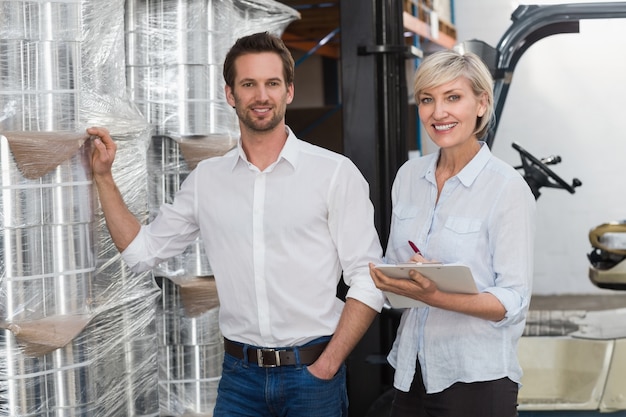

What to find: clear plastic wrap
left=0, top=1, right=159, bottom=416
left=1, top=0, right=299, bottom=416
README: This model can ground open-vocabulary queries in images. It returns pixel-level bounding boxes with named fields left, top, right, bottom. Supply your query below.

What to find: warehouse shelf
left=403, top=11, right=456, bottom=49
left=403, top=0, right=456, bottom=49
left=279, top=0, right=456, bottom=57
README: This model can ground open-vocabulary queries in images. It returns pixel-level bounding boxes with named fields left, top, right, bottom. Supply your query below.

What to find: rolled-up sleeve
left=485, top=286, right=530, bottom=327
left=329, top=160, right=385, bottom=312
left=486, top=177, right=536, bottom=327
left=121, top=171, right=201, bottom=274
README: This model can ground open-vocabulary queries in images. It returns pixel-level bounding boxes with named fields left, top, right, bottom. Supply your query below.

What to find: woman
left=369, top=49, right=536, bottom=417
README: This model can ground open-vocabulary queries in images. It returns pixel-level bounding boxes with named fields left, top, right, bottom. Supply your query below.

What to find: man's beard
left=237, top=106, right=283, bottom=133
left=232, top=93, right=286, bottom=133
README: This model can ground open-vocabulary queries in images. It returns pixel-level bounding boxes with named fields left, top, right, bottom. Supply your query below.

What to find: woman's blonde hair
left=413, top=49, right=494, bottom=140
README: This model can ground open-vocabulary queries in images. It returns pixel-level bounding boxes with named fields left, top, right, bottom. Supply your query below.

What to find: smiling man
left=88, top=32, right=385, bottom=417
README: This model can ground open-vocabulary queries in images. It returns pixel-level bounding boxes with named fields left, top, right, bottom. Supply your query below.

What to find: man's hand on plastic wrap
left=88, top=126, right=117, bottom=178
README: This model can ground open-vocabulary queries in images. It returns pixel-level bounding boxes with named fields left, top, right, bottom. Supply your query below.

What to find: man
left=88, top=32, right=384, bottom=416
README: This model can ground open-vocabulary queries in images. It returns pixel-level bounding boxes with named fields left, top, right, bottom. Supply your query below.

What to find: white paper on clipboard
left=375, top=263, right=478, bottom=308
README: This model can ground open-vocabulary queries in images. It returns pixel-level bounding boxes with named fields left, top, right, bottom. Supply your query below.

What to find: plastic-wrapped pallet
left=0, top=0, right=160, bottom=416
left=0, top=0, right=299, bottom=415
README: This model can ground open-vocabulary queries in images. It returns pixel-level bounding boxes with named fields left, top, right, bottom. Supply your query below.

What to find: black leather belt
left=224, top=338, right=328, bottom=367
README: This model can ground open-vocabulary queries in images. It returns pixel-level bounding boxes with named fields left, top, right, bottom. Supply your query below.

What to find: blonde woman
left=370, top=49, right=536, bottom=417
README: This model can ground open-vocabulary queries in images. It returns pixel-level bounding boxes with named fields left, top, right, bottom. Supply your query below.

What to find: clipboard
left=375, top=263, right=478, bottom=308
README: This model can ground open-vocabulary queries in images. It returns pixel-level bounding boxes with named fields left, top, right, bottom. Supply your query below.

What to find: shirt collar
left=231, top=126, right=299, bottom=172
left=457, top=141, right=491, bottom=187
left=423, top=141, right=491, bottom=187
left=278, top=126, right=300, bottom=168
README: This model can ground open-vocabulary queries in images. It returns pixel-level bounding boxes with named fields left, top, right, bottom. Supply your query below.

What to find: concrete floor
left=530, top=294, right=626, bottom=311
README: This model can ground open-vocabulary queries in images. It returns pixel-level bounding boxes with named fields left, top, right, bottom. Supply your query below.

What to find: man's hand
left=307, top=298, right=378, bottom=380
left=88, top=126, right=116, bottom=179
left=86, top=126, right=141, bottom=252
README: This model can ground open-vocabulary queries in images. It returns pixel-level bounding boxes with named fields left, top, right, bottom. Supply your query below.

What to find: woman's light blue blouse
left=385, top=143, right=536, bottom=393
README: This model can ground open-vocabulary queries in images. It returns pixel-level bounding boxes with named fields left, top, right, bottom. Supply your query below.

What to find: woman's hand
left=369, top=262, right=438, bottom=305
left=408, top=253, right=429, bottom=263
left=370, top=262, right=507, bottom=320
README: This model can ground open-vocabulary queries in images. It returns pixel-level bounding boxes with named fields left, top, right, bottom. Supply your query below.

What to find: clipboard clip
left=395, top=262, right=443, bottom=267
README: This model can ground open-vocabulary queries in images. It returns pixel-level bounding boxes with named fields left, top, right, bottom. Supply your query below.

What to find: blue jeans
left=213, top=338, right=348, bottom=417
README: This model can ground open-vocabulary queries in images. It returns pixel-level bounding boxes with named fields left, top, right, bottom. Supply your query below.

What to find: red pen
left=408, top=240, right=422, bottom=256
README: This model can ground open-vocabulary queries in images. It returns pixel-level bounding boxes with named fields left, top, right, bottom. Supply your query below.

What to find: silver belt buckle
left=257, top=348, right=281, bottom=367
